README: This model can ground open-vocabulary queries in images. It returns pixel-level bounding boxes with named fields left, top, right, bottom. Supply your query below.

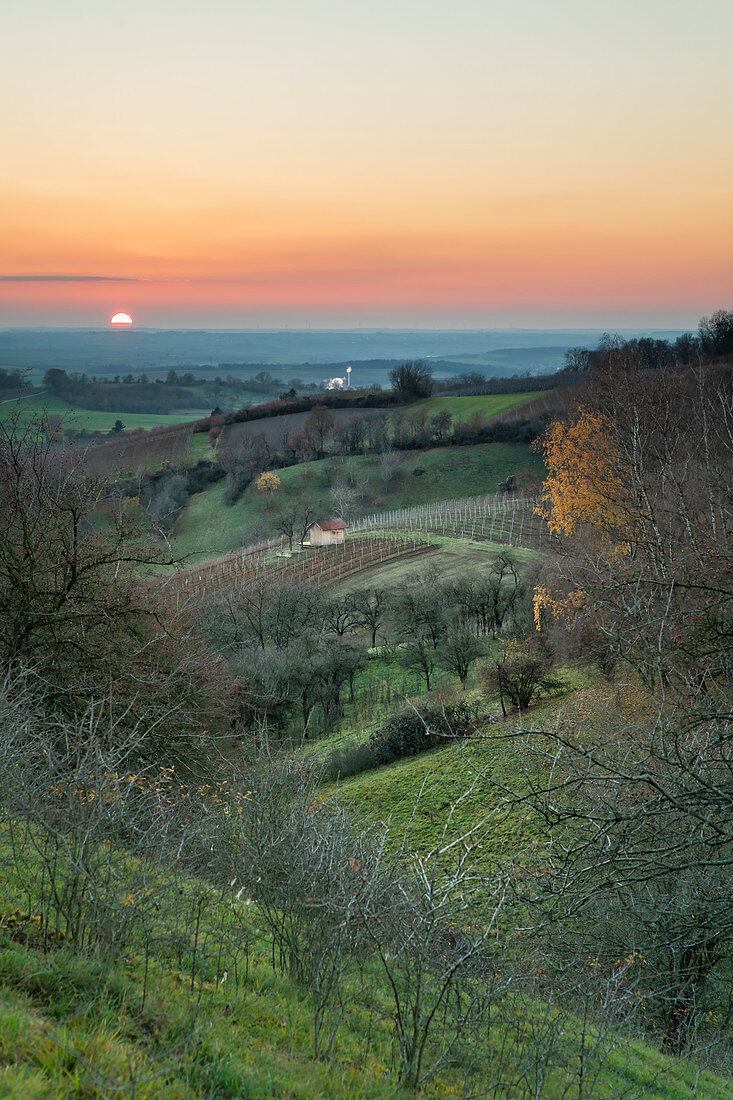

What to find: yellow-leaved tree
left=255, top=471, right=281, bottom=494
left=532, top=408, right=633, bottom=642
left=536, top=409, right=630, bottom=541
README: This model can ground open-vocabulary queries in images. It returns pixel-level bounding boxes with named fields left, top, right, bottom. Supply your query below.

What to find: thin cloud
left=0, top=275, right=143, bottom=283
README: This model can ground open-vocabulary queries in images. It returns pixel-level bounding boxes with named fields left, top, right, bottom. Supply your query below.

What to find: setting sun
left=110, top=312, right=133, bottom=326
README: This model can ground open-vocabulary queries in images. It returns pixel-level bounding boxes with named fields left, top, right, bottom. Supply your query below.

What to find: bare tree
left=490, top=638, right=562, bottom=715
left=329, top=476, right=358, bottom=520
left=351, top=587, right=387, bottom=648
left=400, top=629, right=438, bottom=692
left=440, top=624, right=484, bottom=687
left=304, top=406, right=336, bottom=456
left=379, top=447, right=399, bottom=487
left=389, top=360, right=433, bottom=400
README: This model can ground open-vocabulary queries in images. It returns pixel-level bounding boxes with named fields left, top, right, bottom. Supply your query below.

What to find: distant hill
left=0, top=327, right=686, bottom=384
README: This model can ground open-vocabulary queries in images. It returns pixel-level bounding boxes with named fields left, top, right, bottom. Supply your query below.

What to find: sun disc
left=110, top=312, right=133, bottom=326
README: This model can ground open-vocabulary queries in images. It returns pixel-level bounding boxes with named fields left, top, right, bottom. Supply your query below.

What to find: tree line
left=563, top=307, right=733, bottom=373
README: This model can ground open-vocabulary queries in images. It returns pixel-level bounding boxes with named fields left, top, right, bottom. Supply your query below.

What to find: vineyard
left=161, top=531, right=435, bottom=600
left=352, top=491, right=554, bottom=551
left=81, top=424, right=193, bottom=477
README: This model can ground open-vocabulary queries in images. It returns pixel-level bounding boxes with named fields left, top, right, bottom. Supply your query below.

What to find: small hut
left=308, top=518, right=347, bottom=546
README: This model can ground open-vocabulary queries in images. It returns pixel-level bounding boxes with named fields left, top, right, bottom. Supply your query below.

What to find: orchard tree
left=352, top=588, right=387, bottom=648
left=440, top=625, right=484, bottom=688
left=400, top=630, right=437, bottom=692
left=490, top=638, right=561, bottom=715
left=272, top=499, right=302, bottom=551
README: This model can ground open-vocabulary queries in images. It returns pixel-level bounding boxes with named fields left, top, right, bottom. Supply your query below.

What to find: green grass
left=188, top=431, right=214, bottom=461
left=172, top=444, right=545, bottom=562
left=0, top=664, right=727, bottom=1098
left=295, top=661, right=592, bottom=866
left=409, top=391, right=544, bottom=422
left=371, top=443, right=544, bottom=506
left=0, top=824, right=730, bottom=1100
left=0, top=920, right=399, bottom=1099
left=330, top=693, right=564, bottom=863
left=0, top=393, right=211, bottom=433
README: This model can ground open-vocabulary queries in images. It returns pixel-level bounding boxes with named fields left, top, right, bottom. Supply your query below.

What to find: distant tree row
left=0, top=367, right=27, bottom=391
left=563, top=307, right=733, bottom=373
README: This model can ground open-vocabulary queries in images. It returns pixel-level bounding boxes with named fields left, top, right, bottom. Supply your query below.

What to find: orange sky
left=2, top=0, right=732, bottom=327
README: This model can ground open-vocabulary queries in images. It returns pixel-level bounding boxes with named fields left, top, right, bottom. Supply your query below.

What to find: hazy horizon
left=0, top=324, right=691, bottom=334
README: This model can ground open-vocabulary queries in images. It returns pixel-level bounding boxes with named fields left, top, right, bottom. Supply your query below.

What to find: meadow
left=2, top=649, right=730, bottom=1099
left=1, top=836, right=727, bottom=1100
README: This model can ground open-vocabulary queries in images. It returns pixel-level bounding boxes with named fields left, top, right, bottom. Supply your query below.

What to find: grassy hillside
left=0, top=873, right=400, bottom=1099
left=0, top=833, right=729, bottom=1100
left=330, top=686, right=576, bottom=863
left=409, top=391, right=543, bottom=422
left=172, top=443, right=545, bottom=561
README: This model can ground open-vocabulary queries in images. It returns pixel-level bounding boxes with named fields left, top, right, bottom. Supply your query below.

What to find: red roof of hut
left=311, top=518, right=348, bottom=531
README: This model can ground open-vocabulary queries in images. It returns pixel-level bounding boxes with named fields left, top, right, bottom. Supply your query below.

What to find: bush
left=326, top=741, right=379, bottom=780
left=137, top=461, right=225, bottom=529
left=224, top=460, right=254, bottom=505
left=490, top=638, right=563, bottom=714
left=144, top=472, right=189, bottom=529
left=327, top=701, right=477, bottom=779
left=185, top=459, right=225, bottom=494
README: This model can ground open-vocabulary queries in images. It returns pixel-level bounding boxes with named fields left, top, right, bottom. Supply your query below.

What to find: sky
left=1, top=0, right=732, bottom=329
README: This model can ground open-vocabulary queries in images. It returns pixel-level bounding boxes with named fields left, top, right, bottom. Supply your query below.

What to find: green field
left=0, top=393, right=212, bottom=433
left=331, top=690, right=565, bottom=860
left=409, top=391, right=544, bottom=422
left=172, top=443, right=545, bottom=562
